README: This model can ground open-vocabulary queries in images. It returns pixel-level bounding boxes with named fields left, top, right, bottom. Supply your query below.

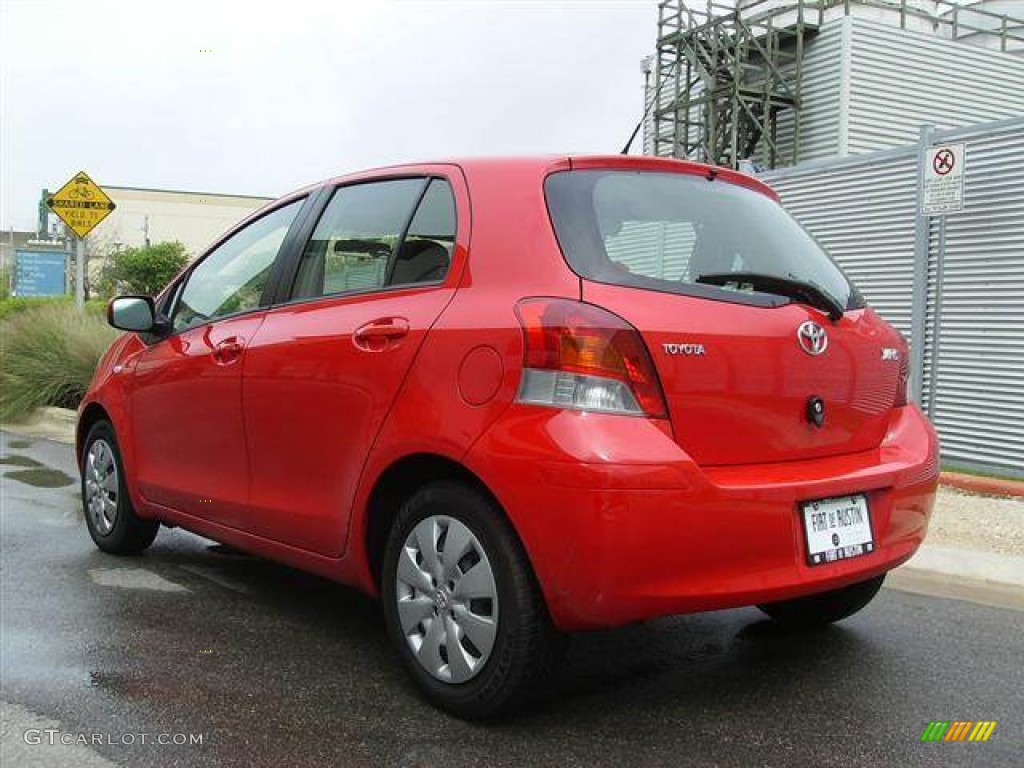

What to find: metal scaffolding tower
left=653, top=0, right=814, bottom=169
left=651, top=1, right=1024, bottom=170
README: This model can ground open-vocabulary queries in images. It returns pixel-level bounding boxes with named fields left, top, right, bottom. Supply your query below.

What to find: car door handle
left=353, top=318, right=410, bottom=351
left=212, top=337, right=245, bottom=365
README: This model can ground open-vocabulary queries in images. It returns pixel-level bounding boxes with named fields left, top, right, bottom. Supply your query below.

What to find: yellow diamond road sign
left=47, top=171, right=116, bottom=238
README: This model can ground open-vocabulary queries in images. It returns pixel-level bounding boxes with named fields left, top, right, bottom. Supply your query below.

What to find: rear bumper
left=466, top=404, right=939, bottom=630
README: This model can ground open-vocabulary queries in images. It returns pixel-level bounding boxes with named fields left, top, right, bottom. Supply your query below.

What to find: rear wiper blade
left=695, top=271, right=845, bottom=322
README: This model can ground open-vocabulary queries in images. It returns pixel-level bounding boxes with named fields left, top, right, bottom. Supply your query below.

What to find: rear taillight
left=514, top=298, right=668, bottom=418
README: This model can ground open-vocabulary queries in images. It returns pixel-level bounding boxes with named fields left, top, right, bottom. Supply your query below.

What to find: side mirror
left=108, top=296, right=159, bottom=333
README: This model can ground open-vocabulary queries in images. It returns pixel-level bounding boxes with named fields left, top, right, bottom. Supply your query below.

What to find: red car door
left=128, top=199, right=306, bottom=526
left=241, top=175, right=465, bottom=556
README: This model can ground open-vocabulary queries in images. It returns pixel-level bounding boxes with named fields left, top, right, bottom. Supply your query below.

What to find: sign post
left=45, top=171, right=116, bottom=310
left=76, top=239, right=85, bottom=309
left=919, top=141, right=966, bottom=416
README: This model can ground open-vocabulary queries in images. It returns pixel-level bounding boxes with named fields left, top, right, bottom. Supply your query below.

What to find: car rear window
left=544, top=170, right=864, bottom=311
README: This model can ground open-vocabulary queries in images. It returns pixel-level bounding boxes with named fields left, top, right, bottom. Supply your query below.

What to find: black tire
left=757, top=574, right=886, bottom=630
left=81, top=421, right=159, bottom=555
left=381, top=481, right=559, bottom=720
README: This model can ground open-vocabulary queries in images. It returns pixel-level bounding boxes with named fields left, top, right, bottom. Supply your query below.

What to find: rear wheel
left=381, top=481, right=558, bottom=719
left=81, top=421, right=159, bottom=555
left=757, top=574, right=886, bottom=630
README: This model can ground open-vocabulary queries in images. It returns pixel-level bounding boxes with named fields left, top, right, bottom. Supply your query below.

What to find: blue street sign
left=14, top=250, right=67, bottom=297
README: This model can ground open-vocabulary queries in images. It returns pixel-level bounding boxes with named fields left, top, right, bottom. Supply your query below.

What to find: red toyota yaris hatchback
left=80, top=155, right=938, bottom=718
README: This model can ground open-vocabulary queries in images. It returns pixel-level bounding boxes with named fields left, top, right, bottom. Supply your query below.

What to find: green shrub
left=97, top=241, right=189, bottom=297
left=0, top=302, right=118, bottom=421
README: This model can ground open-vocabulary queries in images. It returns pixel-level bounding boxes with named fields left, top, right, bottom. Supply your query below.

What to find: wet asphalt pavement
left=1, top=431, right=1022, bottom=768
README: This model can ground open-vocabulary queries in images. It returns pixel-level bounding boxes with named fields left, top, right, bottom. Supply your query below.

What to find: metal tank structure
left=943, top=1, right=1024, bottom=54
left=650, top=0, right=1024, bottom=169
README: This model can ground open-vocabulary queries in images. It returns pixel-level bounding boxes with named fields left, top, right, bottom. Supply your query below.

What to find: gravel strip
left=928, top=486, right=1024, bottom=556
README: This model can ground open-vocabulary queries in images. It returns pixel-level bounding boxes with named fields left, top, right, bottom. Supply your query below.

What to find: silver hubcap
left=395, top=515, right=499, bottom=684
left=84, top=439, right=118, bottom=536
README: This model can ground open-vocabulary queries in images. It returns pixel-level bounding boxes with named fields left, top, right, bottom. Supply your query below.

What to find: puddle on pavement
left=179, top=563, right=252, bottom=594
left=0, top=454, right=44, bottom=467
left=88, top=567, right=190, bottom=593
left=4, top=467, right=76, bottom=488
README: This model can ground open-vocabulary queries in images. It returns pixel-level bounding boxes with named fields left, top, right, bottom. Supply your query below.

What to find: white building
left=89, top=186, right=273, bottom=258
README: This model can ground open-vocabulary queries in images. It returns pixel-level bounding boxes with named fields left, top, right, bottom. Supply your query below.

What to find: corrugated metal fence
left=761, top=116, right=1024, bottom=478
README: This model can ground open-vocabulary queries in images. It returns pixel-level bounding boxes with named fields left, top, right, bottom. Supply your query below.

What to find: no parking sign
left=922, top=143, right=965, bottom=215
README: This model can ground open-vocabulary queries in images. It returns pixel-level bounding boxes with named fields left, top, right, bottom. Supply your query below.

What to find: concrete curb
left=892, top=544, right=1024, bottom=611
left=940, top=471, right=1024, bottom=499
left=887, top=567, right=1024, bottom=612
left=901, top=544, right=1024, bottom=589
left=0, top=406, right=76, bottom=445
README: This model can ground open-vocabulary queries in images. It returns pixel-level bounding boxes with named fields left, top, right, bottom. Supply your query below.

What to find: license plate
left=801, top=494, right=874, bottom=566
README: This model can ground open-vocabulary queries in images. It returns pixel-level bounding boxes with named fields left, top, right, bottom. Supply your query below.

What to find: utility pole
left=38, top=189, right=50, bottom=238
left=641, top=56, right=653, bottom=155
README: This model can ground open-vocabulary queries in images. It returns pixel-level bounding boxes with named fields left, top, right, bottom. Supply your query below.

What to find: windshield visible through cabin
left=544, top=170, right=864, bottom=312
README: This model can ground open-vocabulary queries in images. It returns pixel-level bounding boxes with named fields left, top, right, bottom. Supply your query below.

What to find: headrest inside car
left=392, top=239, right=450, bottom=284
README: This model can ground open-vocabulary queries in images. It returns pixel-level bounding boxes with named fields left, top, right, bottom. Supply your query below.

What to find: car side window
left=171, top=200, right=303, bottom=333
left=291, top=177, right=456, bottom=300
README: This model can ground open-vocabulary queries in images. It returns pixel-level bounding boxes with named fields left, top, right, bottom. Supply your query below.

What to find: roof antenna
left=621, top=55, right=664, bottom=155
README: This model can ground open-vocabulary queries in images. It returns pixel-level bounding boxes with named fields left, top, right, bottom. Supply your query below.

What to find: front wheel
left=81, top=421, right=159, bottom=555
left=381, top=482, right=559, bottom=719
left=757, top=574, right=886, bottom=630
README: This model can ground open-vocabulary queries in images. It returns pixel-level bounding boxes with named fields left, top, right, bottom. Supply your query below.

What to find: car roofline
left=272, top=154, right=780, bottom=205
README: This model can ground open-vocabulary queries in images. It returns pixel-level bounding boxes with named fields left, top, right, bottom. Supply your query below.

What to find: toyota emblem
left=797, top=321, right=828, bottom=356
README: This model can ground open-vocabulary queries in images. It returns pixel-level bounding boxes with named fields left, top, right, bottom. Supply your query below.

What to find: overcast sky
left=0, top=0, right=656, bottom=231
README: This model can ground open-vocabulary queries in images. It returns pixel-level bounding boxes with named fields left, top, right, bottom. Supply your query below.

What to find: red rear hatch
left=583, top=282, right=904, bottom=466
